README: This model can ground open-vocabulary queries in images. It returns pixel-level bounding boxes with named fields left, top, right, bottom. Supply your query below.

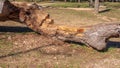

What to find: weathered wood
left=58, top=23, right=120, bottom=50
left=0, top=0, right=120, bottom=50
left=0, top=0, right=5, bottom=13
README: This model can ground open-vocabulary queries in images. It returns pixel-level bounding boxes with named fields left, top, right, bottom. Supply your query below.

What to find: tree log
left=0, top=0, right=120, bottom=50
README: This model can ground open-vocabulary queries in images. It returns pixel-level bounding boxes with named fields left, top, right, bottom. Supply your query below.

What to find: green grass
left=47, top=2, right=89, bottom=8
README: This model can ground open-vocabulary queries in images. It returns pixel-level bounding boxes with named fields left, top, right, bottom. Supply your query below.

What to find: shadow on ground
left=0, top=26, right=119, bottom=58
left=98, top=41, right=120, bottom=52
left=0, top=44, right=52, bottom=59
left=99, top=9, right=111, bottom=13
left=66, top=40, right=120, bottom=52
left=107, top=41, right=120, bottom=48
left=0, top=26, right=33, bottom=32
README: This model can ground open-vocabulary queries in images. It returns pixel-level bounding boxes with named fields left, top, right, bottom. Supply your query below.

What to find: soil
left=0, top=23, right=119, bottom=68
left=0, top=8, right=120, bottom=68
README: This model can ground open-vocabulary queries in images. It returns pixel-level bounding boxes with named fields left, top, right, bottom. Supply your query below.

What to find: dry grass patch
left=45, top=8, right=120, bottom=27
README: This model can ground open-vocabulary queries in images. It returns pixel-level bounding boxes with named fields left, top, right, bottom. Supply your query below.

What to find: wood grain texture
left=0, top=0, right=120, bottom=50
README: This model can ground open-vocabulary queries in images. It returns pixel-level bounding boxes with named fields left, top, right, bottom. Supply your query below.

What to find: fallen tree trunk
left=0, top=0, right=120, bottom=50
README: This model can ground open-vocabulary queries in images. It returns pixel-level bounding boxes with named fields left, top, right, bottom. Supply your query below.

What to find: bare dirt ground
left=0, top=8, right=120, bottom=68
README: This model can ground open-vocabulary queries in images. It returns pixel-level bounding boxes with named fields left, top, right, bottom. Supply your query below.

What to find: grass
left=47, top=2, right=89, bottom=8
left=46, top=8, right=120, bottom=26
left=103, top=2, right=120, bottom=9
left=40, top=2, right=120, bottom=9
left=0, top=33, right=118, bottom=68
left=0, top=2, right=120, bottom=67
left=46, top=8, right=98, bottom=26
left=0, top=35, right=13, bottom=55
left=0, top=64, right=7, bottom=68
left=0, top=34, right=119, bottom=67
left=100, top=9, right=120, bottom=20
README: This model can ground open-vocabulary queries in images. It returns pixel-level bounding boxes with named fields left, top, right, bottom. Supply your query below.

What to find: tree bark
left=51, top=0, right=54, bottom=2
left=64, top=0, right=67, bottom=2
left=0, top=0, right=120, bottom=50
left=94, top=0, right=100, bottom=13
left=89, top=0, right=94, bottom=8
left=78, top=0, right=81, bottom=3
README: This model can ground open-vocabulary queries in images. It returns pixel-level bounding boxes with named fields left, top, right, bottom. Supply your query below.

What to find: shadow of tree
left=107, top=41, right=120, bottom=48
left=99, top=9, right=111, bottom=13
left=0, top=45, right=47, bottom=59
left=0, top=26, right=119, bottom=58
left=98, top=40, right=120, bottom=52
left=66, top=40, right=120, bottom=52
left=0, top=26, right=33, bottom=32
left=65, top=40, right=85, bottom=46
left=0, top=43, right=71, bottom=59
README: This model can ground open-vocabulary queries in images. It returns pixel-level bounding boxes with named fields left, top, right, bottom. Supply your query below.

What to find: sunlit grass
left=0, top=2, right=120, bottom=67
left=48, top=2, right=89, bottom=8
